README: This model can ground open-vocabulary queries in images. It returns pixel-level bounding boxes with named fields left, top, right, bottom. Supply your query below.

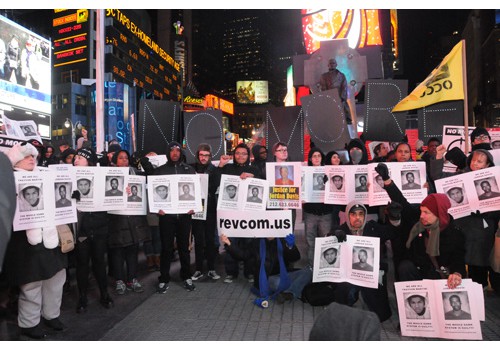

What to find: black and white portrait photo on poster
left=404, top=292, right=431, bottom=319
left=178, top=182, right=195, bottom=201
left=312, top=173, right=325, bottom=191
left=442, top=291, right=472, bottom=321
left=154, top=185, right=170, bottom=202
left=18, top=184, right=43, bottom=212
left=354, top=174, right=368, bottom=192
left=474, top=177, right=500, bottom=201
left=445, top=185, right=468, bottom=207
left=105, top=176, right=124, bottom=197
left=54, top=182, right=72, bottom=208
left=320, top=246, right=340, bottom=269
left=127, top=183, right=142, bottom=202
left=401, top=170, right=421, bottom=190
left=246, top=185, right=263, bottom=203
left=77, top=177, right=93, bottom=198
left=223, top=184, right=238, bottom=201
left=351, top=246, right=374, bottom=272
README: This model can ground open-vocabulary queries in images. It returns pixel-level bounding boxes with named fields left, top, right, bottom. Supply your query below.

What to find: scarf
left=254, top=238, right=291, bottom=307
left=406, top=219, right=441, bottom=257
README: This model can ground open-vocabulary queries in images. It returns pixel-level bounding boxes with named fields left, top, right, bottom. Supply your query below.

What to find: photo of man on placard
left=18, top=184, right=43, bottom=212
left=55, top=182, right=72, bottom=208
left=247, top=186, right=262, bottom=203
left=154, top=185, right=170, bottom=202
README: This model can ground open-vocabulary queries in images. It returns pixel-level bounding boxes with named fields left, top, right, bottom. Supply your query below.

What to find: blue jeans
left=268, top=267, right=313, bottom=299
left=304, top=212, right=332, bottom=267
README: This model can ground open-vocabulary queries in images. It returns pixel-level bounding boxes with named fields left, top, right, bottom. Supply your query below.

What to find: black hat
left=76, top=148, right=96, bottom=165
left=349, top=203, right=366, bottom=214
left=470, top=127, right=490, bottom=143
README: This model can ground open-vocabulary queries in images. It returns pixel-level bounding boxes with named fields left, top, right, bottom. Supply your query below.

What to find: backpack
left=301, top=282, right=336, bottom=306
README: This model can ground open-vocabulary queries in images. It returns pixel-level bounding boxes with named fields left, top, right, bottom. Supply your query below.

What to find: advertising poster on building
left=395, top=279, right=484, bottom=340
left=313, top=235, right=380, bottom=289
left=236, top=80, right=269, bottom=104
left=266, top=162, right=302, bottom=209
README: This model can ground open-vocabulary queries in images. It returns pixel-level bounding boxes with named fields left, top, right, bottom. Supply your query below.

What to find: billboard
left=0, top=14, right=51, bottom=115
left=236, top=80, right=269, bottom=104
left=301, top=9, right=383, bottom=54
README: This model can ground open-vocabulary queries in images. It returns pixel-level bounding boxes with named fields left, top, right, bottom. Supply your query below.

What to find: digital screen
left=0, top=15, right=51, bottom=115
left=302, top=9, right=383, bottom=54
left=236, top=81, right=269, bottom=104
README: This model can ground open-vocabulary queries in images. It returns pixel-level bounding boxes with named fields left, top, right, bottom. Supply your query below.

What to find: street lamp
left=64, top=118, right=76, bottom=149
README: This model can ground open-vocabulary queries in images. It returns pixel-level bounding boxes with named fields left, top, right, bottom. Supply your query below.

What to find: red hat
left=421, top=193, right=451, bottom=231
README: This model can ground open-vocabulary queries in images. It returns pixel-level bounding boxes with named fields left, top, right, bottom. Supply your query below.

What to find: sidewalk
left=1, top=218, right=500, bottom=341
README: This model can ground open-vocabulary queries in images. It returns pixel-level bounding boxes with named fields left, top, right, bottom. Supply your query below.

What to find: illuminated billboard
left=0, top=14, right=51, bottom=114
left=236, top=81, right=269, bottom=104
left=302, top=9, right=383, bottom=54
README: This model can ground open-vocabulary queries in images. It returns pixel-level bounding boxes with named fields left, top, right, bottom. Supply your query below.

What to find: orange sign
left=53, top=13, right=77, bottom=27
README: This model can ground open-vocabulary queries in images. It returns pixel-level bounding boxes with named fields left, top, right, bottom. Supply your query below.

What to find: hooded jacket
left=345, top=138, right=368, bottom=165
left=324, top=150, right=343, bottom=165
left=251, top=144, right=267, bottom=179
left=303, top=147, right=332, bottom=215
left=152, top=141, right=196, bottom=176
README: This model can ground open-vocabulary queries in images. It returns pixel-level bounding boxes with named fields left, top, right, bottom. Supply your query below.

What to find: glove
left=285, top=233, right=295, bottom=247
left=375, top=163, right=390, bottom=181
left=331, top=229, right=346, bottom=243
left=140, top=156, right=155, bottom=174
left=71, top=190, right=81, bottom=201
left=445, top=147, right=467, bottom=170
left=386, top=201, right=403, bottom=221
left=253, top=297, right=269, bottom=308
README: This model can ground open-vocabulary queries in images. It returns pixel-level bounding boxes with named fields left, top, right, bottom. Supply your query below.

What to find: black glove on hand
left=386, top=201, right=403, bottom=221
left=71, top=190, right=81, bottom=201
left=140, top=156, right=155, bottom=174
left=445, top=147, right=467, bottom=170
left=332, top=229, right=346, bottom=243
left=375, top=163, right=390, bottom=181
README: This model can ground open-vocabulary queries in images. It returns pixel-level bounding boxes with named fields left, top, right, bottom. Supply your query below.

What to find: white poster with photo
left=108, top=175, right=147, bottom=216
left=74, top=167, right=105, bottom=212
left=383, top=162, right=427, bottom=204
left=147, top=154, right=167, bottom=168
left=302, top=166, right=326, bottom=203
left=395, top=279, right=483, bottom=340
left=442, top=125, right=500, bottom=153
left=102, top=167, right=129, bottom=210
left=266, top=162, right=302, bottom=209
left=324, top=165, right=369, bottom=205
left=367, top=163, right=391, bottom=206
left=434, top=167, right=500, bottom=219
left=192, top=174, right=208, bottom=220
left=313, top=235, right=380, bottom=289
left=13, top=171, right=55, bottom=231
left=217, top=175, right=268, bottom=211
left=48, top=164, right=77, bottom=225
left=2, top=115, right=43, bottom=143
left=217, top=209, right=293, bottom=238
left=147, top=174, right=202, bottom=214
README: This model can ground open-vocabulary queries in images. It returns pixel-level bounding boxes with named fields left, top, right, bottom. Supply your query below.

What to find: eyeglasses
left=275, top=149, right=288, bottom=153
left=199, top=153, right=211, bottom=157
left=234, top=152, right=248, bottom=156
left=475, top=135, right=489, bottom=141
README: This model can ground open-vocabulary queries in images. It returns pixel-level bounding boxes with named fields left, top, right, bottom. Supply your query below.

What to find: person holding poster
left=143, top=141, right=197, bottom=293
left=374, top=163, right=466, bottom=290
left=3, top=142, right=67, bottom=339
left=107, top=150, right=149, bottom=296
left=430, top=147, right=499, bottom=291
left=328, top=201, right=397, bottom=322
left=214, top=143, right=261, bottom=283
left=73, top=148, right=114, bottom=313
left=303, top=147, right=332, bottom=268
left=189, top=143, right=221, bottom=282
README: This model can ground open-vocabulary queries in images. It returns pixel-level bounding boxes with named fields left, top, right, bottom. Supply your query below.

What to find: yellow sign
left=392, top=41, right=464, bottom=112
left=77, top=9, right=89, bottom=23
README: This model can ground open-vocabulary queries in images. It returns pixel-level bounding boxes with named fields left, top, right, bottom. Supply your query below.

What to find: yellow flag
left=392, top=40, right=464, bottom=112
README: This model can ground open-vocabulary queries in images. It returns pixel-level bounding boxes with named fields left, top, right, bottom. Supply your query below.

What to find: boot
left=146, top=256, right=155, bottom=272
left=154, top=255, right=161, bottom=271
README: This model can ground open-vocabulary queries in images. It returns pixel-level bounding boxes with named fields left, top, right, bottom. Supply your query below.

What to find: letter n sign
left=363, top=79, right=408, bottom=141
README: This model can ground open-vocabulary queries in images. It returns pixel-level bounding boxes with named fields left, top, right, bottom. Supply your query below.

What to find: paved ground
left=1, top=215, right=500, bottom=342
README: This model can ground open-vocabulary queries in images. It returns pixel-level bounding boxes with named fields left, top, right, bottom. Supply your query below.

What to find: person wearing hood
left=189, top=143, right=221, bottom=282
left=374, top=163, right=466, bottom=290
left=73, top=148, right=114, bottom=313
left=303, top=147, right=333, bottom=268
left=3, top=142, right=68, bottom=339
left=371, top=142, right=389, bottom=163
left=147, top=142, right=197, bottom=293
left=38, top=144, right=59, bottom=167
left=324, top=150, right=345, bottom=228
left=430, top=147, right=500, bottom=291
left=325, top=150, right=343, bottom=166
left=215, top=143, right=261, bottom=283
left=328, top=201, right=397, bottom=322
left=251, top=144, right=268, bottom=179
left=345, top=138, right=368, bottom=165
left=59, top=147, right=76, bottom=165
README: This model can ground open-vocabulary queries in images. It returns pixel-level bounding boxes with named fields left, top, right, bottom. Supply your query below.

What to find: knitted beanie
left=421, top=193, right=451, bottom=231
